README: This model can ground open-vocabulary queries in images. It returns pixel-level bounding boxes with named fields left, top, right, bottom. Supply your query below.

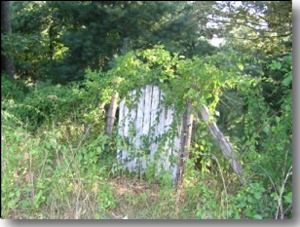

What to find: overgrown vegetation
left=1, top=1, right=292, bottom=219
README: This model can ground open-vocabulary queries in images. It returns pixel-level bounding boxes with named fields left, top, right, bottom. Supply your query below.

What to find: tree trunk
left=176, top=99, right=193, bottom=185
left=199, top=105, right=245, bottom=184
left=1, top=1, right=16, bottom=79
left=48, top=23, right=55, bottom=60
left=105, top=93, right=119, bottom=136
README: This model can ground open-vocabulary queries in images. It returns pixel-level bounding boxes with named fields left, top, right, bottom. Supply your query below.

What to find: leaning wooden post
left=105, top=37, right=130, bottom=137
left=105, top=93, right=119, bottom=136
left=176, top=99, right=193, bottom=186
left=199, top=104, right=245, bottom=184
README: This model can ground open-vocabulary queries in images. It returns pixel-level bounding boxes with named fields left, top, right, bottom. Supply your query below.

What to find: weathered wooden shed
left=114, top=85, right=245, bottom=184
left=117, top=85, right=181, bottom=180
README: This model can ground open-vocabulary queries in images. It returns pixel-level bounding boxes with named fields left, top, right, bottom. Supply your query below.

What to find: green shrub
left=1, top=74, right=27, bottom=101
left=3, top=81, right=85, bottom=131
left=227, top=182, right=275, bottom=219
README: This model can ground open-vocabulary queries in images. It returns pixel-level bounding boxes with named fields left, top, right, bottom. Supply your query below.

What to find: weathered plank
left=199, top=104, right=245, bottom=184
left=105, top=93, right=119, bottom=136
left=117, top=85, right=180, bottom=178
left=176, top=99, right=194, bottom=184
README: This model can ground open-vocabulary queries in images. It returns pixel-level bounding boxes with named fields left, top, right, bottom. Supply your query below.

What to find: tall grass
left=1, top=75, right=288, bottom=219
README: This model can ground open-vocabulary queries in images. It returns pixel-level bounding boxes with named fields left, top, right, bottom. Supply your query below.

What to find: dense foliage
left=1, top=1, right=292, bottom=219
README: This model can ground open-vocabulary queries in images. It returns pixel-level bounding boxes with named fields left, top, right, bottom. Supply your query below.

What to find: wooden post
left=199, top=104, right=245, bottom=184
left=105, top=93, right=119, bottom=136
left=176, top=99, right=193, bottom=185
left=105, top=37, right=130, bottom=137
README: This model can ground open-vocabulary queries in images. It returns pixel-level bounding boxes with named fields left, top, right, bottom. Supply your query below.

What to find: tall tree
left=1, top=1, right=16, bottom=79
left=203, top=1, right=292, bottom=56
left=9, top=1, right=219, bottom=82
